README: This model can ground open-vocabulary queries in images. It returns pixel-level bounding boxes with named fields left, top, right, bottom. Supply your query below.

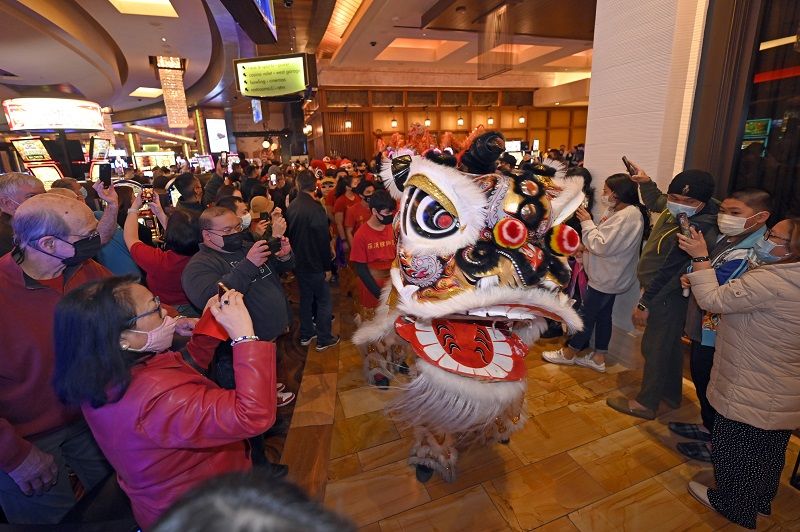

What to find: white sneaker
left=542, top=348, right=575, bottom=366
left=575, top=352, right=606, bottom=373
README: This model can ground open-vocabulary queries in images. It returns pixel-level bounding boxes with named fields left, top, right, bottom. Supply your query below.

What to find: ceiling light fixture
left=390, top=107, right=398, bottom=129
left=424, top=106, right=431, bottom=127
left=161, top=37, right=167, bottom=42
left=554, top=102, right=560, bottom=106
left=108, top=0, right=178, bottom=17
left=457, top=106, right=464, bottom=127
left=262, top=140, right=270, bottom=148
left=155, top=55, right=190, bottom=128
left=344, top=106, right=352, bottom=129
left=129, top=87, right=163, bottom=98
left=127, top=124, right=194, bottom=143
left=517, top=106, right=526, bottom=124
left=487, top=106, right=494, bottom=126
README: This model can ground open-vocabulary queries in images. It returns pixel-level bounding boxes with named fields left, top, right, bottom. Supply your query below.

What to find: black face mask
left=218, top=230, right=245, bottom=252
left=36, top=233, right=102, bottom=267
left=377, top=213, right=394, bottom=225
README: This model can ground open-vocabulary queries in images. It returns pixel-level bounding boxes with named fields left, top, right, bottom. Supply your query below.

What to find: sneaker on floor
left=276, top=382, right=286, bottom=393
left=316, top=336, right=340, bottom=351
left=277, top=391, right=296, bottom=407
left=668, top=422, right=711, bottom=442
left=541, top=348, right=575, bottom=366
left=299, top=335, right=317, bottom=346
left=575, top=351, right=606, bottom=373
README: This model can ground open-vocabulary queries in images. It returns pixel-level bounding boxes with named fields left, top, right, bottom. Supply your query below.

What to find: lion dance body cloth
left=352, top=130, right=584, bottom=482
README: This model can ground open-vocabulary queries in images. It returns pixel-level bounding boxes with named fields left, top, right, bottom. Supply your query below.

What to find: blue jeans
left=567, top=285, right=616, bottom=352
left=296, top=270, right=334, bottom=343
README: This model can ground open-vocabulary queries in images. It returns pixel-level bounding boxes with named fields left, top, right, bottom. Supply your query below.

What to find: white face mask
left=666, top=201, right=698, bottom=218
left=599, top=194, right=615, bottom=208
left=717, top=212, right=764, bottom=236
left=240, top=212, right=252, bottom=230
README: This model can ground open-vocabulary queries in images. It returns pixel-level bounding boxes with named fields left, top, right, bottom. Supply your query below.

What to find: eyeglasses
left=208, top=223, right=243, bottom=236
left=125, top=296, right=163, bottom=327
left=765, top=229, right=790, bottom=244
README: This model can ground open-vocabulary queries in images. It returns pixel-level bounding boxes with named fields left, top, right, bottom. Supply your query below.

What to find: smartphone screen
left=141, top=185, right=154, bottom=202
left=267, top=237, right=282, bottom=254
left=622, top=156, right=636, bottom=176
left=217, top=282, right=229, bottom=299
left=99, top=163, right=112, bottom=188
left=260, top=211, right=270, bottom=221
left=677, top=212, right=692, bottom=237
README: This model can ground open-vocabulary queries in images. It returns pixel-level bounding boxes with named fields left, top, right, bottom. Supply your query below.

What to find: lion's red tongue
left=395, top=317, right=528, bottom=381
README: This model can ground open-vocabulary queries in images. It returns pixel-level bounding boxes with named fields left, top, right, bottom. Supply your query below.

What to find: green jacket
left=637, top=180, right=719, bottom=307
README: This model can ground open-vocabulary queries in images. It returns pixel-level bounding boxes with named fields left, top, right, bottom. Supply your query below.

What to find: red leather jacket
left=82, top=336, right=276, bottom=530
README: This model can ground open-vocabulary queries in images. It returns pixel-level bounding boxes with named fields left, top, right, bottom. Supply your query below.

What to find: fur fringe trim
left=387, top=360, right=526, bottom=437
left=549, top=176, right=586, bottom=227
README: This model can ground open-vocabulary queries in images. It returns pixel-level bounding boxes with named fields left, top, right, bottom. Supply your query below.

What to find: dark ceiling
left=421, top=0, right=596, bottom=42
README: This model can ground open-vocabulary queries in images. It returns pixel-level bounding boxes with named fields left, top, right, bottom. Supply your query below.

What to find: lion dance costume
left=353, top=130, right=584, bottom=482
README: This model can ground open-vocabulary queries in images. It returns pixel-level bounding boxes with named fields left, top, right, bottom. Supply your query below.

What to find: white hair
left=0, top=172, right=43, bottom=199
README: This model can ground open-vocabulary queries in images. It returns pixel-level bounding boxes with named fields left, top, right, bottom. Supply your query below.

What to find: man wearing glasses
left=181, top=206, right=295, bottom=476
left=0, top=193, right=114, bottom=524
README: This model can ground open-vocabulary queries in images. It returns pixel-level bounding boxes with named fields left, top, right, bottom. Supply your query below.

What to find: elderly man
left=0, top=173, right=45, bottom=256
left=0, top=194, right=113, bottom=524
left=0, top=173, right=119, bottom=257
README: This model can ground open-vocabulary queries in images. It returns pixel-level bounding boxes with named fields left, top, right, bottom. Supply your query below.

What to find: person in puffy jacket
left=52, top=276, right=277, bottom=530
left=678, top=218, right=800, bottom=530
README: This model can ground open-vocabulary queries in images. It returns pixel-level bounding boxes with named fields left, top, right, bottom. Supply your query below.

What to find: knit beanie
left=667, top=169, right=715, bottom=203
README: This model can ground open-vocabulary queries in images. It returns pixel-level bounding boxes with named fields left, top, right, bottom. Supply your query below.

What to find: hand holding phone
left=217, top=282, right=230, bottom=299
left=622, top=156, right=637, bottom=177
left=260, top=211, right=271, bottom=221
left=266, top=237, right=282, bottom=254
left=99, top=163, right=112, bottom=188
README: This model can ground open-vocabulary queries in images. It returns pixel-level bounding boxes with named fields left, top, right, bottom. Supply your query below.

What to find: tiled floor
left=281, top=283, right=800, bottom=531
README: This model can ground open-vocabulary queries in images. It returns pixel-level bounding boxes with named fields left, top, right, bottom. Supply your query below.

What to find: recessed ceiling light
left=161, top=37, right=167, bottom=42
left=129, top=87, right=163, bottom=98
left=108, top=0, right=178, bottom=18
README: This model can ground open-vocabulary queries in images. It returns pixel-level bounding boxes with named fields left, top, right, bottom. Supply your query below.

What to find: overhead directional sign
left=234, top=53, right=317, bottom=99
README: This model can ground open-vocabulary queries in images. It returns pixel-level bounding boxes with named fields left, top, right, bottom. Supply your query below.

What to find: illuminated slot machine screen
left=196, top=155, right=214, bottom=172
left=133, top=152, right=177, bottom=171
left=30, top=166, right=63, bottom=189
left=90, top=137, right=111, bottom=160
left=11, top=138, right=50, bottom=163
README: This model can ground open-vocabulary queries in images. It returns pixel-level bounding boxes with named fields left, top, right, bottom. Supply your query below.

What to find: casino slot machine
left=9, top=137, right=64, bottom=189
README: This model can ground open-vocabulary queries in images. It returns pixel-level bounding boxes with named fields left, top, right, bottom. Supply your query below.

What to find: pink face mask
left=127, top=315, right=177, bottom=353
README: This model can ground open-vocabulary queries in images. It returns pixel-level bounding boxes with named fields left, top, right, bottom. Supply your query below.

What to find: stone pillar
left=582, top=0, right=710, bottom=362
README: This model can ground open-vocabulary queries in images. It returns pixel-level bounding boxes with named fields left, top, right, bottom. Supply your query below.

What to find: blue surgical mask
left=666, top=201, right=698, bottom=219
left=753, top=238, right=787, bottom=264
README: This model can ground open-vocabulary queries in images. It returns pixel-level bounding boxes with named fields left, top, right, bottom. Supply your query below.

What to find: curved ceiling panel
left=0, top=0, right=127, bottom=103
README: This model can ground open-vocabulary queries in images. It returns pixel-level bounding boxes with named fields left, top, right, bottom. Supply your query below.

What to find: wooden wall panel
left=307, top=88, right=589, bottom=158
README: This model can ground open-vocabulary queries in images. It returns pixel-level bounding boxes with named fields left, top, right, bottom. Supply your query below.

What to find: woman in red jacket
left=52, top=276, right=276, bottom=530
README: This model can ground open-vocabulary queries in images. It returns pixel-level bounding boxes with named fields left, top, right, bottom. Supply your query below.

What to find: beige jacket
left=687, top=263, right=800, bottom=430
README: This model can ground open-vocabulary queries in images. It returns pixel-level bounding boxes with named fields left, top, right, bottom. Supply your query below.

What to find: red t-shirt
left=130, top=242, right=192, bottom=306
left=350, top=223, right=396, bottom=308
left=324, top=190, right=336, bottom=208
left=333, top=193, right=360, bottom=217
left=344, top=201, right=371, bottom=234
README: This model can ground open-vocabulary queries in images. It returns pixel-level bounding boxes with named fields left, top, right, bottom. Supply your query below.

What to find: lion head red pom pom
left=547, top=225, right=580, bottom=256
left=493, top=217, right=528, bottom=249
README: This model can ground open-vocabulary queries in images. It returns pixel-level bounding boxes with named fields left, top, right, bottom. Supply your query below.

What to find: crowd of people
left=0, top=140, right=797, bottom=530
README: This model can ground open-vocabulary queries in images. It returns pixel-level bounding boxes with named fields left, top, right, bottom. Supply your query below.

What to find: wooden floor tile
left=483, top=453, right=610, bottom=530
left=339, top=385, right=402, bottom=418
left=568, top=478, right=706, bottom=532
left=526, top=364, right=581, bottom=393
left=291, top=373, right=338, bottom=427
left=281, top=424, right=333, bottom=500
left=567, top=425, right=686, bottom=493
left=330, top=401, right=401, bottom=459
left=303, top=348, right=340, bottom=375
left=653, top=462, right=731, bottom=529
left=328, top=453, right=362, bottom=482
left=534, top=516, right=580, bottom=531
left=508, top=406, right=604, bottom=464
left=324, top=459, right=431, bottom=527
left=379, top=485, right=515, bottom=532
left=424, top=442, right=525, bottom=500
left=567, top=397, right=646, bottom=436
left=357, top=436, right=415, bottom=472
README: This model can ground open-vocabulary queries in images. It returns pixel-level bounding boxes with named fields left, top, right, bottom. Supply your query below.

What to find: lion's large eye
left=404, top=187, right=459, bottom=239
